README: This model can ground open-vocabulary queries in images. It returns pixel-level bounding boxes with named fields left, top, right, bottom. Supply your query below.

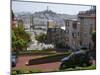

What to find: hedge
left=28, top=53, right=70, bottom=65
left=60, top=65, right=96, bottom=71
left=18, top=49, right=69, bottom=56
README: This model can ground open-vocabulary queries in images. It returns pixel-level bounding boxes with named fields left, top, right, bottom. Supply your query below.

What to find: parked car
left=59, top=50, right=92, bottom=70
left=12, top=54, right=17, bottom=67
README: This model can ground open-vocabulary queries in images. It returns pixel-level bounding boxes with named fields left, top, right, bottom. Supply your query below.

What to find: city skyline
left=12, top=0, right=93, bottom=15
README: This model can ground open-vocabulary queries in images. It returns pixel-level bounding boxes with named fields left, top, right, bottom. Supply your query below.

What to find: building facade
left=47, top=20, right=67, bottom=48
left=64, top=19, right=80, bottom=50
left=78, top=7, right=96, bottom=49
left=16, top=13, right=33, bottom=32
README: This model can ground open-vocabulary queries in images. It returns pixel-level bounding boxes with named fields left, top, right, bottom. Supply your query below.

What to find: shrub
left=12, top=69, right=43, bottom=74
left=28, top=53, right=70, bottom=65
left=18, top=70, right=30, bottom=74
left=11, top=70, right=17, bottom=75
left=60, top=65, right=96, bottom=71
left=29, top=69, right=42, bottom=73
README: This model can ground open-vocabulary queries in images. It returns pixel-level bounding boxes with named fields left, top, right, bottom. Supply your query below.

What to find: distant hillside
left=14, top=10, right=77, bottom=28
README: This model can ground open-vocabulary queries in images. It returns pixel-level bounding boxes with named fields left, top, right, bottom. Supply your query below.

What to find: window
left=72, top=32, right=77, bottom=38
left=73, top=21, right=77, bottom=29
left=90, top=24, right=93, bottom=34
left=72, top=32, right=74, bottom=38
left=78, top=32, right=80, bottom=36
left=80, top=41, right=82, bottom=45
left=65, top=21, right=69, bottom=27
left=66, top=30, right=69, bottom=34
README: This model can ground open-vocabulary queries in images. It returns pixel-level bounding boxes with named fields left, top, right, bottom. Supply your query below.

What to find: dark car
left=12, top=55, right=17, bottom=67
left=59, top=50, right=92, bottom=70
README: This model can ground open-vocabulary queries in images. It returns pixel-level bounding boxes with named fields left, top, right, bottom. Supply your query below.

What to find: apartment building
left=78, top=7, right=96, bottom=50
left=16, top=13, right=33, bottom=32
left=64, top=19, right=80, bottom=50
left=47, top=20, right=67, bottom=48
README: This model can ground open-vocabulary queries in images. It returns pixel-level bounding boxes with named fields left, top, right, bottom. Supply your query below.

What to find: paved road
left=13, top=55, right=61, bottom=72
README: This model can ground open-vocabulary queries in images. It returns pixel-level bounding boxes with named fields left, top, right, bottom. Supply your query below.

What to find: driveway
left=13, top=55, right=61, bottom=72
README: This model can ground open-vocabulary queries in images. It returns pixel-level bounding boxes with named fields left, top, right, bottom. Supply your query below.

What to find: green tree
left=12, top=26, right=31, bottom=54
left=91, top=31, right=96, bottom=60
left=35, top=33, right=47, bottom=43
left=17, top=19, right=24, bottom=28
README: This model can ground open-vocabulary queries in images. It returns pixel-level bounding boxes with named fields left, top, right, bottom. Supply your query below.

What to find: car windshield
left=61, top=53, right=74, bottom=61
left=74, top=50, right=85, bottom=55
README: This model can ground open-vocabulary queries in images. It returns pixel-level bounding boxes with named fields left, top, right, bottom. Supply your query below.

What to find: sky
left=12, top=0, right=93, bottom=15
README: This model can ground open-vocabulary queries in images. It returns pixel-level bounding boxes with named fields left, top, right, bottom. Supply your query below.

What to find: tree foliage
left=92, top=31, right=96, bottom=43
left=35, top=33, right=47, bottom=43
left=12, top=26, right=31, bottom=53
left=92, top=31, right=96, bottom=50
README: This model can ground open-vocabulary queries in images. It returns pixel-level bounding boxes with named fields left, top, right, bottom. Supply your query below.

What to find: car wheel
left=59, top=63, right=66, bottom=70
left=72, top=65, right=75, bottom=68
